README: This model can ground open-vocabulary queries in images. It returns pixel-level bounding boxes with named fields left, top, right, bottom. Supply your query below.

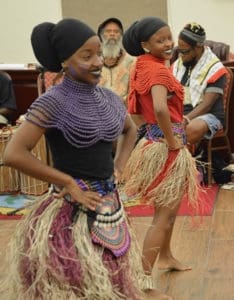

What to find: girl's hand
left=168, top=137, right=184, bottom=151
left=182, top=115, right=191, bottom=127
left=159, top=137, right=184, bottom=151
left=114, top=167, right=123, bottom=184
left=53, top=181, right=103, bottom=211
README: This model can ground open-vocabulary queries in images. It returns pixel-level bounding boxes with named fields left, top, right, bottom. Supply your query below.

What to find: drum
left=15, top=116, right=49, bottom=196
left=0, top=126, right=20, bottom=193
left=19, top=134, right=49, bottom=195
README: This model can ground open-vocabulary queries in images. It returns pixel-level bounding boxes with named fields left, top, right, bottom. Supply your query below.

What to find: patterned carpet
left=0, top=193, right=36, bottom=219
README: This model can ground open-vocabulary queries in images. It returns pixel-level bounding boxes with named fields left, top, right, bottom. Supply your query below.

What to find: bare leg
left=185, top=119, right=209, bottom=145
left=142, top=204, right=191, bottom=274
left=157, top=210, right=191, bottom=271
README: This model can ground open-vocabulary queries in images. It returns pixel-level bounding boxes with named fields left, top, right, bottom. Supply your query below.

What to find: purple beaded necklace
left=26, top=76, right=126, bottom=148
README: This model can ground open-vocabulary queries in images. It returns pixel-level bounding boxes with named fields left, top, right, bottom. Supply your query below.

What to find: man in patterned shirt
left=98, top=17, right=136, bottom=106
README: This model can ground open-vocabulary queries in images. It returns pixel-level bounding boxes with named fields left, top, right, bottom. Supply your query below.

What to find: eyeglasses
left=177, top=48, right=193, bottom=55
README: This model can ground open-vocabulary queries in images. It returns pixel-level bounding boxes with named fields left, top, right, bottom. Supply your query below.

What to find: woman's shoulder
left=97, top=85, right=126, bottom=110
left=29, top=85, right=65, bottom=115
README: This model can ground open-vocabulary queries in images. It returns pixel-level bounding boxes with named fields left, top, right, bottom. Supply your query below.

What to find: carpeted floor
left=124, top=184, right=220, bottom=217
left=0, top=193, right=35, bottom=219
left=0, top=184, right=220, bottom=219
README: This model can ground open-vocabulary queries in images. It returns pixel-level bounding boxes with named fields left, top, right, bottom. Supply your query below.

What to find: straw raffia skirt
left=122, top=124, right=201, bottom=212
left=0, top=187, right=147, bottom=300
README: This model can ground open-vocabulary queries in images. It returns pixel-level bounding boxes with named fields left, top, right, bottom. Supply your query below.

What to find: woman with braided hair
left=121, top=16, right=201, bottom=293
left=0, top=18, right=161, bottom=299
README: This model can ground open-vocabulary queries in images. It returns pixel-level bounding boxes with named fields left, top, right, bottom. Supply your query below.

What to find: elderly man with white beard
left=97, top=18, right=136, bottom=106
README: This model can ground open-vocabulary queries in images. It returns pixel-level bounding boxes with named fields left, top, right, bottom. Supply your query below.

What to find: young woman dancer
left=122, top=17, right=200, bottom=285
left=0, top=18, right=166, bottom=300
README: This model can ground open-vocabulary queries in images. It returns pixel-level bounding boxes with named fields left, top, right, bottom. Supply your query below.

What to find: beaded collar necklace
left=26, top=76, right=126, bottom=148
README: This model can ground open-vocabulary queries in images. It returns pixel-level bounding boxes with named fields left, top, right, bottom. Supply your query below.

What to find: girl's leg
left=142, top=204, right=191, bottom=274
left=157, top=213, right=191, bottom=271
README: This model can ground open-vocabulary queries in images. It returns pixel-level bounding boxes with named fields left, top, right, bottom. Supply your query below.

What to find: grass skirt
left=0, top=190, right=146, bottom=299
left=122, top=137, right=201, bottom=212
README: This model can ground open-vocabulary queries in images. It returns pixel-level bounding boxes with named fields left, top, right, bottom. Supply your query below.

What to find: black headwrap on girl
left=122, top=17, right=168, bottom=56
left=31, top=18, right=96, bottom=72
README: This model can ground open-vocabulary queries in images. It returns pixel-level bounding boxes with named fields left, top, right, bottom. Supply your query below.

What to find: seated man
left=97, top=17, right=136, bottom=106
left=0, top=71, right=17, bottom=126
left=172, top=22, right=227, bottom=147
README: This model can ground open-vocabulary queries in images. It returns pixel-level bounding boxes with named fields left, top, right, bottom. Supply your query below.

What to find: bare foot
left=143, top=288, right=173, bottom=299
left=158, top=257, right=191, bottom=271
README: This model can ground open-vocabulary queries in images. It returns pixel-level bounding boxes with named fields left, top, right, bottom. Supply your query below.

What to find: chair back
left=222, top=66, right=233, bottom=134
left=205, top=40, right=230, bottom=62
left=37, top=71, right=64, bottom=96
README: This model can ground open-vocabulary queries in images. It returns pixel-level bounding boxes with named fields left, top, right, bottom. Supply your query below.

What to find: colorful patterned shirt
left=99, top=52, right=136, bottom=105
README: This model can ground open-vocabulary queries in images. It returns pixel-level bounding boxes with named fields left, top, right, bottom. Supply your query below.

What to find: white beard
left=101, top=36, right=123, bottom=59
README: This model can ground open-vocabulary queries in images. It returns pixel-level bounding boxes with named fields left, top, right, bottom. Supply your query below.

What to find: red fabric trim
left=207, top=67, right=227, bottom=84
left=0, top=214, right=22, bottom=219
left=143, top=150, right=180, bottom=197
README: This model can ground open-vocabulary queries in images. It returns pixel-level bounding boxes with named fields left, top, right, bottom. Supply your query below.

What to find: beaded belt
left=53, top=177, right=130, bottom=257
left=137, top=123, right=187, bottom=145
left=75, top=177, right=116, bottom=196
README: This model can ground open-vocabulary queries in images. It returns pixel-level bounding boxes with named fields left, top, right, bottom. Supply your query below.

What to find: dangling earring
left=61, top=62, right=67, bottom=71
left=143, top=48, right=150, bottom=53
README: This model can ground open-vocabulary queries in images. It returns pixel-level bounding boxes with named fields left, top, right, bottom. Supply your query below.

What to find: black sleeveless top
left=46, top=128, right=114, bottom=180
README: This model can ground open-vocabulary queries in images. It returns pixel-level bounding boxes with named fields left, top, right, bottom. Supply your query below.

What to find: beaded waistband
left=52, top=177, right=130, bottom=257
left=75, top=178, right=123, bottom=226
left=137, top=123, right=187, bottom=145
left=75, top=177, right=116, bottom=196
left=53, top=177, right=116, bottom=200
left=52, top=177, right=121, bottom=223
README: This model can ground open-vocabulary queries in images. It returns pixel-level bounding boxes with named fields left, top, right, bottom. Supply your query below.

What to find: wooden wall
left=61, top=0, right=168, bottom=32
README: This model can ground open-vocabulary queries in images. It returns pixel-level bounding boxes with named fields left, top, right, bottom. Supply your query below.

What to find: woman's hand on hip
left=53, top=180, right=103, bottom=211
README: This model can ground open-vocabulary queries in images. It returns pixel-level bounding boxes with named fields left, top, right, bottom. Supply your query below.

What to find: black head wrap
left=179, top=22, right=206, bottom=47
left=97, top=17, right=123, bottom=41
left=31, top=18, right=96, bottom=72
left=123, top=17, right=168, bottom=56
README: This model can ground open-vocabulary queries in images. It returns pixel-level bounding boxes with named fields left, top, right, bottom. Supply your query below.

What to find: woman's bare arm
left=3, top=120, right=103, bottom=210
left=151, top=85, right=182, bottom=150
left=114, top=114, right=137, bottom=181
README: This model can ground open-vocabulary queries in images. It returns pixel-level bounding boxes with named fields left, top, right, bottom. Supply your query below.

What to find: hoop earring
left=143, top=47, right=150, bottom=53
left=61, top=62, right=67, bottom=71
